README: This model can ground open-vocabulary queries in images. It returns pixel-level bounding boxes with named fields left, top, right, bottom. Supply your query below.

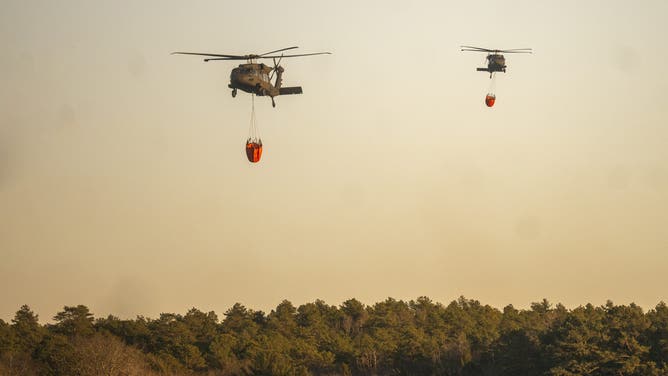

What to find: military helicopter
left=172, top=46, right=331, bottom=107
left=460, top=46, right=532, bottom=78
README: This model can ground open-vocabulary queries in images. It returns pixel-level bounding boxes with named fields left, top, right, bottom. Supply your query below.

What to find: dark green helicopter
left=172, top=47, right=331, bottom=107
left=461, top=46, right=532, bottom=78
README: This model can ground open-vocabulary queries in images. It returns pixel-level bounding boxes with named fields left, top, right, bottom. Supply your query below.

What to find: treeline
left=1, top=297, right=667, bottom=375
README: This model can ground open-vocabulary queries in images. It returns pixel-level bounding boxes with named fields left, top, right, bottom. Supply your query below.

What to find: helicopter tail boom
left=278, top=87, right=303, bottom=95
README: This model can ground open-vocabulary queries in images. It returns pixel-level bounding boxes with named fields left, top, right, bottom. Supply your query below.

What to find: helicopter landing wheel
left=231, top=88, right=237, bottom=98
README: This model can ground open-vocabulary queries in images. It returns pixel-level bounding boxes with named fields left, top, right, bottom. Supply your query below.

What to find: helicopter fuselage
left=227, top=63, right=303, bottom=106
left=477, top=54, right=507, bottom=76
left=229, top=63, right=276, bottom=96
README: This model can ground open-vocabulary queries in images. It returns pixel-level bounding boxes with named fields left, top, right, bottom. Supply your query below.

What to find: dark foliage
left=1, top=298, right=667, bottom=375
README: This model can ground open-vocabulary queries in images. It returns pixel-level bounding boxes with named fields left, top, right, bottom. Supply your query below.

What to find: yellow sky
left=1, top=0, right=668, bottom=321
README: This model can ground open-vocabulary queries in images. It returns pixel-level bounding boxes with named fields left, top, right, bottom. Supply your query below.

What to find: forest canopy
left=1, top=297, right=667, bottom=375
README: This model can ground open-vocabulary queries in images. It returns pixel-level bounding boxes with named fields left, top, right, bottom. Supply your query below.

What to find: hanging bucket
left=245, top=95, right=263, bottom=163
left=485, top=94, right=496, bottom=107
left=245, top=139, right=263, bottom=163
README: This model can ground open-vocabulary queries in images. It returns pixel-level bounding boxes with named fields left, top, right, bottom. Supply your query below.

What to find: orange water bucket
left=485, top=94, right=496, bottom=107
left=245, top=140, right=263, bottom=163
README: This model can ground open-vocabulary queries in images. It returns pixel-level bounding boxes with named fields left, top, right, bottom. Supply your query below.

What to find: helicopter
left=460, top=46, right=532, bottom=78
left=172, top=46, right=331, bottom=107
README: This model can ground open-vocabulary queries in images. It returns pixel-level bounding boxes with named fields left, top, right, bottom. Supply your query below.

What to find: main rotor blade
left=172, top=52, right=246, bottom=58
left=203, top=57, right=246, bottom=62
left=460, top=46, right=493, bottom=52
left=260, top=46, right=299, bottom=56
left=499, top=50, right=533, bottom=54
left=259, top=52, right=332, bottom=58
left=499, top=48, right=532, bottom=53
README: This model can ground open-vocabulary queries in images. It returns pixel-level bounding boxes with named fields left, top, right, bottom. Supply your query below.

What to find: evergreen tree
left=12, top=305, right=44, bottom=351
left=2, top=297, right=667, bottom=375
left=52, top=305, right=95, bottom=337
left=647, top=302, right=668, bottom=369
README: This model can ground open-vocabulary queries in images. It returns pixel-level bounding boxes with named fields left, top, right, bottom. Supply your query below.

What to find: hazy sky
left=2, top=0, right=667, bottom=321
